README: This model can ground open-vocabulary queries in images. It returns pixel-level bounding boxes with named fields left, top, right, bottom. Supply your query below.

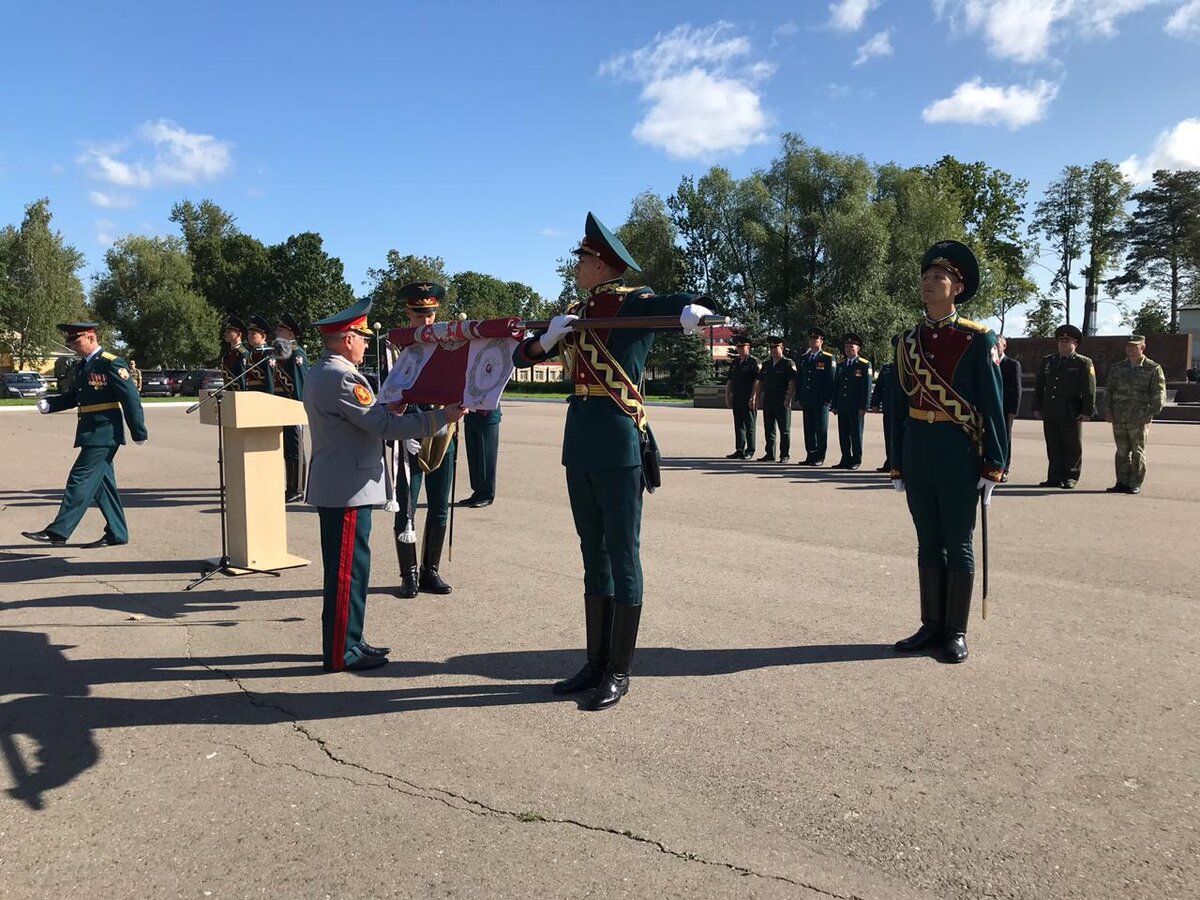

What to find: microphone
left=272, top=337, right=294, bottom=360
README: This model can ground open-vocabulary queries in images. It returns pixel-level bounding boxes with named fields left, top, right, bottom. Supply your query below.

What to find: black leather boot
left=418, top=521, right=452, bottom=594
left=586, top=603, right=641, bottom=711
left=942, top=570, right=973, bottom=663
left=895, top=567, right=946, bottom=652
left=395, top=537, right=419, bottom=599
left=551, top=595, right=614, bottom=695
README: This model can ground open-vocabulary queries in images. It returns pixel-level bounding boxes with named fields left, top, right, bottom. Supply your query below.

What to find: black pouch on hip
left=640, top=425, right=661, bottom=493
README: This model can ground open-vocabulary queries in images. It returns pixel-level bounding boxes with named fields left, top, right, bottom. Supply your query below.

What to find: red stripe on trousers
left=331, top=507, right=358, bottom=670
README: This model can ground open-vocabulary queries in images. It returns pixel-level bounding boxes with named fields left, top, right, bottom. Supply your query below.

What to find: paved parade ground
left=1, top=400, right=1197, bottom=899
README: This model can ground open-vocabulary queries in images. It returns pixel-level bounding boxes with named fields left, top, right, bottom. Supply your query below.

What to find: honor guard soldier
left=392, top=282, right=459, bottom=598
left=1104, top=335, right=1166, bottom=494
left=1033, top=324, right=1096, bottom=489
left=22, top=322, right=148, bottom=548
left=462, top=406, right=502, bottom=508
left=831, top=333, right=872, bottom=469
left=868, top=336, right=899, bottom=471
left=891, top=241, right=1005, bottom=664
left=754, top=337, right=796, bottom=462
left=306, top=297, right=464, bottom=672
left=724, top=334, right=760, bottom=459
left=220, top=314, right=249, bottom=388
left=797, top=328, right=836, bottom=465
left=243, top=314, right=276, bottom=394
left=274, top=312, right=309, bottom=502
left=513, top=211, right=713, bottom=710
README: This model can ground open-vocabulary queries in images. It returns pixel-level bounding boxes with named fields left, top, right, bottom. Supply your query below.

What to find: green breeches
left=565, top=466, right=644, bottom=606
left=903, top=423, right=978, bottom=572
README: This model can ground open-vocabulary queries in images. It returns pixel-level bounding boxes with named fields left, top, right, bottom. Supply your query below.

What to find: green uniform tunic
left=273, top=343, right=308, bottom=462
left=757, top=356, right=797, bottom=460
left=870, top=362, right=898, bottom=467
left=513, top=281, right=696, bottom=606
left=1033, top=352, right=1096, bottom=485
left=44, top=349, right=148, bottom=543
left=891, top=314, right=1006, bottom=572
left=797, top=348, right=836, bottom=463
left=1105, top=356, right=1166, bottom=489
left=725, top=355, right=760, bottom=456
left=833, top=356, right=873, bottom=466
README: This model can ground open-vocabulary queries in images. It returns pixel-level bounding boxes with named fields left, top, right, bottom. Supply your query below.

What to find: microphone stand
left=183, top=352, right=282, bottom=590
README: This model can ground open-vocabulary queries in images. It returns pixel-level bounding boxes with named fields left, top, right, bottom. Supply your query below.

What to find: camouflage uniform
left=1105, top=355, right=1166, bottom=491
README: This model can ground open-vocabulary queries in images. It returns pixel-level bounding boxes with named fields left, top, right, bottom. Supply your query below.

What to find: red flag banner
left=379, top=317, right=522, bottom=409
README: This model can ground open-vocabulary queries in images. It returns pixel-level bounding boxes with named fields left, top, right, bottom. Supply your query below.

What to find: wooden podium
left=198, top=390, right=309, bottom=572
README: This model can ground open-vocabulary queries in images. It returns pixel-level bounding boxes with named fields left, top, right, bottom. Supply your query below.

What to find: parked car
left=3, top=372, right=50, bottom=399
left=140, top=370, right=174, bottom=397
left=195, top=370, right=224, bottom=394
left=164, top=369, right=188, bottom=395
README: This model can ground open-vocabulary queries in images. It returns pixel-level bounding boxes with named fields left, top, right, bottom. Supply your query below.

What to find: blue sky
left=2, top=0, right=1198, bottom=333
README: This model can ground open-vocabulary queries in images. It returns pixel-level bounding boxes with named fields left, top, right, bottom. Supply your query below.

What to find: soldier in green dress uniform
left=392, top=282, right=459, bottom=597
left=305, top=298, right=464, bottom=672
left=21, top=322, right=147, bottom=548
left=797, top=328, right=837, bottom=465
left=462, top=406, right=502, bottom=507
left=868, top=335, right=899, bottom=472
left=891, top=241, right=1006, bottom=664
left=274, top=312, right=309, bottom=502
left=831, top=333, right=873, bottom=469
left=220, top=314, right=248, bottom=389
left=513, top=212, right=713, bottom=710
left=1033, top=324, right=1096, bottom=489
left=724, top=334, right=759, bottom=459
left=754, top=337, right=797, bottom=462
left=1104, top=335, right=1166, bottom=494
left=243, top=314, right=276, bottom=394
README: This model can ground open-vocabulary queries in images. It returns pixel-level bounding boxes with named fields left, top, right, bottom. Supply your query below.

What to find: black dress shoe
left=1105, top=483, right=1129, bottom=493
left=1037, top=480, right=1059, bottom=488
left=725, top=451, right=745, bottom=459
left=848, top=463, right=861, bottom=470
left=79, top=534, right=126, bottom=548
left=419, top=568, right=453, bottom=595
left=21, top=530, right=66, bottom=545
left=741, top=450, right=755, bottom=459
left=779, top=455, right=790, bottom=463
left=942, top=631, right=969, bottom=663
left=1127, top=486, right=1141, bottom=494
left=286, top=491, right=305, bottom=503
left=875, top=464, right=890, bottom=472
left=756, top=454, right=775, bottom=462
left=1060, top=480, right=1076, bottom=490
left=360, top=642, right=391, bottom=658
left=464, top=497, right=493, bottom=508
left=326, top=655, right=389, bottom=673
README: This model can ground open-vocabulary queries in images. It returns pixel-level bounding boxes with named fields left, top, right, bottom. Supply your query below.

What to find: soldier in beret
left=513, top=211, right=713, bottom=710
left=306, top=298, right=465, bottom=672
left=831, top=332, right=873, bottom=469
left=1104, top=335, right=1166, bottom=494
left=274, top=312, right=309, bottom=502
left=754, top=337, right=796, bottom=462
left=797, top=328, right=837, bottom=466
left=724, top=334, right=759, bottom=459
left=243, top=314, right=276, bottom=394
left=891, top=241, right=1005, bottom=664
left=21, top=322, right=147, bottom=548
left=1033, top=324, right=1096, bottom=489
left=220, top=314, right=248, bottom=389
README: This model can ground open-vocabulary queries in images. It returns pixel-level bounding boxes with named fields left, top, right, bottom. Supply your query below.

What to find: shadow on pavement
left=0, top=586, right=322, bottom=620
left=662, top=457, right=892, bottom=489
left=0, top=487, right=220, bottom=511
left=0, top=557, right=210, bottom=582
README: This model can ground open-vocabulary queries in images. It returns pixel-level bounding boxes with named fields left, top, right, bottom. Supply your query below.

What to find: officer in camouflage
left=1104, top=334, right=1166, bottom=495
left=1033, top=324, right=1096, bottom=489
left=22, top=322, right=147, bottom=548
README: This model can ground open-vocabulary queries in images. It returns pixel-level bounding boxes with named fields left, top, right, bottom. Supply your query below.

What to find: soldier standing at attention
left=462, top=406, right=502, bottom=508
left=754, top=337, right=797, bottom=463
left=243, top=314, right=276, bottom=394
left=997, top=335, right=1022, bottom=481
left=1104, top=335, right=1166, bottom=495
left=274, top=312, right=309, bottom=502
left=831, top=333, right=872, bottom=470
left=305, top=298, right=464, bottom=672
left=220, top=315, right=248, bottom=389
left=1033, top=324, right=1096, bottom=489
left=868, top=336, right=898, bottom=472
left=797, top=328, right=836, bottom=466
left=21, top=322, right=147, bottom=548
left=724, top=334, right=759, bottom=459
left=891, top=242, right=1005, bottom=664
left=513, top=211, right=712, bottom=710
left=129, top=360, right=143, bottom=394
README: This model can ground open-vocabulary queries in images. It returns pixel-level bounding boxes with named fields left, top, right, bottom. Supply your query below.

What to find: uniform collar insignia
left=589, top=277, right=624, bottom=297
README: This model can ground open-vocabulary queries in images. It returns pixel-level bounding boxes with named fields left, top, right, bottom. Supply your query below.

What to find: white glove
left=540, top=314, right=579, bottom=352
left=37, top=399, right=50, bottom=414
left=135, top=439, right=147, bottom=445
left=679, top=304, right=713, bottom=335
left=977, top=477, right=997, bottom=506
left=404, top=438, right=421, bottom=456
left=891, top=479, right=905, bottom=493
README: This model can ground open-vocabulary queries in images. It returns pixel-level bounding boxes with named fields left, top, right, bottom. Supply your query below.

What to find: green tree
left=616, top=191, right=685, bottom=293
left=1108, top=169, right=1200, bottom=332
left=1031, top=165, right=1088, bottom=326
left=1121, top=297, right=1170, bottom=336
left=1079, top=161, right=1132, bottom=335
left=90, top=235, right=219, bottom=367
left=169, top=198, right=272, bottom=322
left=1024, top=295, right=1062, bottom=337
left=447, top=271, right=547, bottom=322
left=265, top=232, right=355, bottom=329
left=0, top=198, right=87, bottom=368
left=366, top=252, right=454, bottom=328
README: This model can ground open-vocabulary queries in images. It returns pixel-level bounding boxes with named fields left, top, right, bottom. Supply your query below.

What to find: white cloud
left=853, top=30, right=894, bottom=65
left=922, top=78, right=1059, bottom=129
left=88, top=190, right=136, bottom=209
left=49, top=163, right=66, bottom=176
left=1119, top=118, right=1200, bottom=184
left=600, top=23, right=772, bottom=159
left=95, top=218, right=116, bottom=246
left=934, top=0, right=1166, bottom=62
left=1166, top=0, right=1200, bottom=36
left=775, top=20, right=800, bottom=37
left=540, top=227, right=562, bottom=238
left=829, top=0, right=880, bottom=32
left=78, top=119, right=232, bottom=189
